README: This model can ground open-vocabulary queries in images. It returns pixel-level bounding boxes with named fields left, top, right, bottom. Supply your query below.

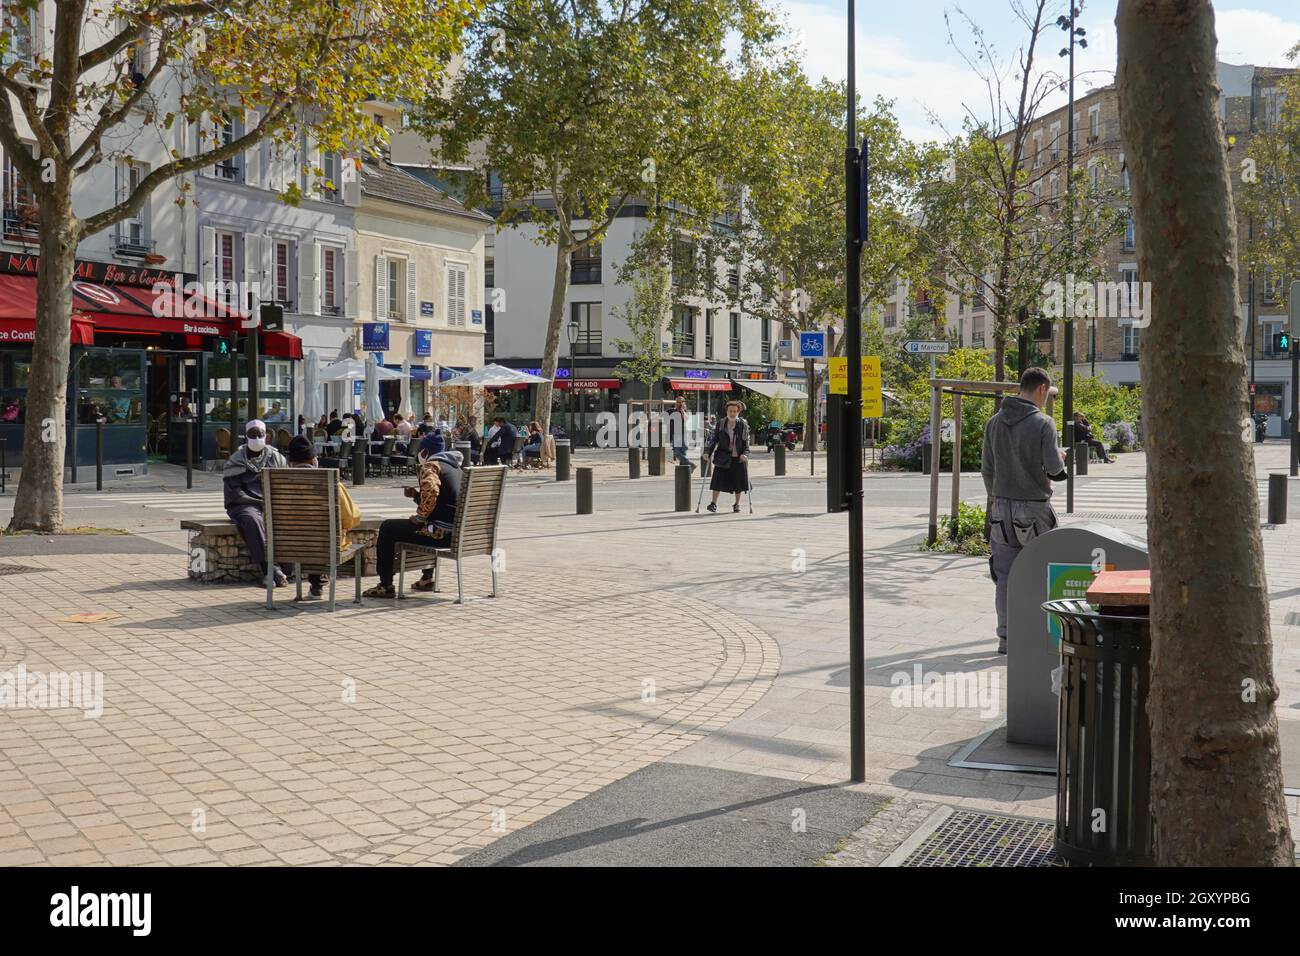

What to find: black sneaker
left=997, top=638, right=1007, bottom=655
left=733, top=504, right=741, bottom=513
left=706, top=503, right=717, bottom=513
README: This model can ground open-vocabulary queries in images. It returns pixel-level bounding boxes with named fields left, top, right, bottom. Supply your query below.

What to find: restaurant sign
left=1, top=253, right=176, bottom=288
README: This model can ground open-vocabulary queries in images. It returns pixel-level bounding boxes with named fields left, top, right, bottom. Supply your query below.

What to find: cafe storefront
left=0, top=255, right=302, bottom=478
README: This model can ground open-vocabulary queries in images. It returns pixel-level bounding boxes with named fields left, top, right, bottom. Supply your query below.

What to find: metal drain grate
left=0, top=564, right=42, bottom=576
left=901, top=811, right=1059, bottom=867
left=1071, top=511, right=1145, bottom=521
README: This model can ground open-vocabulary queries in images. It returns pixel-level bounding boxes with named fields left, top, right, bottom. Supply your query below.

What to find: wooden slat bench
left=262, top=468, right=367, bottom=611
left=183, top=517, right=388, bottom=583
left=397, top=465, right=508, bottom=604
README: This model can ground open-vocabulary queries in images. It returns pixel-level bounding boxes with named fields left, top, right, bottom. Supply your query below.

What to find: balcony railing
left=729, top=337, right=740, bottom=360
left=673, top=333, right=695, bottom=357
left=2, top=206, right=40, bottom=243
left=573, top=332, right=602, bottom=356
left=761, top=342, right=771, bottom=362
left=213, top=161, right=242, bottom=182
left=112, top=231, right=156, bottom=258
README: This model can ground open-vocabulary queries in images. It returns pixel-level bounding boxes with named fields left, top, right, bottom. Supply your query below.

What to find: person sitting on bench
left=363, top=430, right=464, bottom=599
left=521, top=421, right=544, bottom=465
left=286, top=435, right=361, bottom=599
left=223, top=419, right=288, bottom=587
left=1072, top=412, right=1114, bottom=464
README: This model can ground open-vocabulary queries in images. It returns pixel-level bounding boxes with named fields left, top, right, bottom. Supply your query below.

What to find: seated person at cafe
left=395, top=414, right=412, bottom=442
left=286, top=435, right=361, bottom=600
left=363, top=431, right=464, bottom=599
left=325, top=410, right=345, bottom=437
left=482, top=415, right=516, bottom=465
left=265, top=401, right=289, bottom=423
left=375, top=416, right=395, bottom=438
left=417, top=412, right=435, bottom=436
left=223, top=420, right=288, bottom=587
left=521, top=421, right=544, bottom=463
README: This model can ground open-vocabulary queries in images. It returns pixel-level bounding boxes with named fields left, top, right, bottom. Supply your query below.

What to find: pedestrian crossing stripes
left=70, top=490, right=415, bottom=522
left=1067, top=475, right=1278, bottom=515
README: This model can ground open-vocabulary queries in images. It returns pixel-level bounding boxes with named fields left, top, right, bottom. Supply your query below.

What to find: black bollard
left=921, top=442, right=932, bottom=476
left=627, top=446, right=640, bottom=479
left=454, top=441, right=472, bottom=468
left=555, top=438, right=571, bottom=481
left=774, top=443, right=786, bottom=476
left=1074, top=442, right=1089, bottom=476
left=648, top=444, right=664, bottom=476
left=1, top=437, right=6, bottom=494
left=576, top=466, right=594, bottom=514
left=1268, top=472, right=1288, bottom=524
left=352, top=444, right=366, bottom=486
left=674, top=464, right=691, bottom=511
left=96, top=419, right=104, bottom=491
left=186, top=419, right=194, bottom=489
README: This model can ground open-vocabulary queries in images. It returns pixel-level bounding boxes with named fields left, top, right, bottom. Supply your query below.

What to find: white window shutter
left=406, top=259, right=418, bottom=324
left=299, top=241, right=320, bottom=315
left=302, top=131, right=318, bottom=192
left=263, top=238, right=276, bottom=302
left=243, top=112, right=260, bottom=187
left=200, top=226, right=216, bottom=285
left=344, top=249, right=358, bottom=317
left=456, top=266, right=466, bottom=326
left=375, top=255, right=388, bottom=321
left=343, top=157, right=360, bottom=206
left=243, top=234, right=262, bottom=302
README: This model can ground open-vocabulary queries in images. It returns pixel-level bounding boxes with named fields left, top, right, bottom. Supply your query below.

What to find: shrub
left=1103, top=420, right=1139, bottom=452
left=921, top=502, right=991, bottom=556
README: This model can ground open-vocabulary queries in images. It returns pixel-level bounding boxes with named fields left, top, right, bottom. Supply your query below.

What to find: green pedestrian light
left=1273, top=331, right=1290, bottom=354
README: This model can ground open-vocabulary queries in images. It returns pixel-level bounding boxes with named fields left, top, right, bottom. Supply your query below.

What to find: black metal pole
left=230, top=342, right=239, bottom=454
left=95, top=419, right=103, bottom=492
left=845, top=0, right=866, bottom=785
left=1, top=438, right=6, bottom=494
left=1291, top=344, right=1298, bottom=477
left=186, top=418, right=193, bottom=490
left=1063, top=2, right=1076, bottom=515
left=249, top=327, right=261, bottom=425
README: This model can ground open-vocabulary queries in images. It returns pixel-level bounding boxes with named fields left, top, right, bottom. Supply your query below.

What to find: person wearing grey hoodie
left=981, top=368, right=1067, bottom=654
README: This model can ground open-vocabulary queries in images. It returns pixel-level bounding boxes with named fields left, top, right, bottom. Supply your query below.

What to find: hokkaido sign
left=828, top=356, right=883, bottom=417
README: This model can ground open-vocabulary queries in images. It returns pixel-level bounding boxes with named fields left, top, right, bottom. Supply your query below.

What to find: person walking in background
left=703, top=400, right=750, bottom=513
left=671, top=394, right=694, bottom=471
left=223, top=420, right=289, bottom=587
left=982, top=368, right=1068, bottom=655
left=363, top=431, right=464, bottom=599
left=1072, top=412, right=1113, bottom=464
left=286, top=435, right=361, bottom=599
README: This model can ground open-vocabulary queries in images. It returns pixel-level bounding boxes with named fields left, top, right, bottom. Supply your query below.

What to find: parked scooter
left=1253, top=412, right=1269, bottom=443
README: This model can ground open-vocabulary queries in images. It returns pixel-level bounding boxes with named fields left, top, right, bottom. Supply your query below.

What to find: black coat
left=705, top=417, right=750, bottom=468
left=484, top=423, right=516, bottom=463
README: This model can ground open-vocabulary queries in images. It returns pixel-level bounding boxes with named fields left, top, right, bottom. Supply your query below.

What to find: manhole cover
left=0, top=564, right=42, bottom=576
left=901, top=811, right=1059, bottom=867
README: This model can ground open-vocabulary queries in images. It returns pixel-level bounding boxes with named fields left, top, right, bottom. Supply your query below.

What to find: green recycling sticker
left=1046, top=562, right=1112, bottom=647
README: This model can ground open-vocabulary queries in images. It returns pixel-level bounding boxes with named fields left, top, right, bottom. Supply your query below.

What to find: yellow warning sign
left=829, top=357, right=883, bottom=417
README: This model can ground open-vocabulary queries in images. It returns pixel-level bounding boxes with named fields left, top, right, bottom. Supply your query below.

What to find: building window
left=484, top=306, right=495, bottom=358
left=729, top=312, right=740, bottom=361
left=3, top=3, right=37, bottom=65
left=972, top=316, right=985, bottom=348
left=320, top=150, right=341, bottom=202
left=321, top=246, right=341, bottom=314
left=571, top=302, right=602, bottom=356
left=2, top=151, right=38, bottom=242
left=1088, top=106, right=1100, bottom=143
left=1122, top=215, right=1135, bottom=251
left=446, top=262, right=467, bottom=326
left=215, top=231, right=239, bottom=306
left=570, top=234, right=601, bottom=284
left=484, top=254, right=494, bottom=289
left=1264, top=321, right=1285, bottom=357
left=705, top=308, right=714, bottom=359
left=387, top=258, right=405, bottom=320
left=1122, top=323, right=1141, bottom=359
left=213, top=112, right=242, bottom=181
left=671, top=239, right=697, bottom=289
left=273, top=240, right=293, bottom=306
left=672, top=305, right=696, bottom=357
left=1262, top=269, right=1282, bottom=305
left=112, top=162, right=152, bottom=256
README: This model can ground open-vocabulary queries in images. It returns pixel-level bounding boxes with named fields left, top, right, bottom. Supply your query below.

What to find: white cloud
left=1214, top=9, right=1300, bottom=66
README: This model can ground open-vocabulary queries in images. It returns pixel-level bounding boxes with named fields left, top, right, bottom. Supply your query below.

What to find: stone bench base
left=182, top=517, right=433, bottom=584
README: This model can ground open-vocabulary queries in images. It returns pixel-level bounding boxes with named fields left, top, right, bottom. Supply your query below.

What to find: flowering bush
left=883, top=423, right=929, bottom=469
left=1103, top=420, right=1139, bottom=452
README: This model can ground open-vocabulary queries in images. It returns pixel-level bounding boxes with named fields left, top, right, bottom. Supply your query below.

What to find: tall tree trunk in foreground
left=1116, top=0, right=1293, bottom=865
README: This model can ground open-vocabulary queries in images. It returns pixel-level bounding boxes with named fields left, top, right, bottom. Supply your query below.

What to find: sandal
left=411, top=577, right=436, bottom=592
left=362, top=584, right=396, bottom=599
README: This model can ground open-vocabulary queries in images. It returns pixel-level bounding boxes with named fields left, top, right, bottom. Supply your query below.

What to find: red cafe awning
left=668, top=378, right=732, bottom=392
left=0, top=315, right=96, bottom=346
left=0, top=273, right=301, bottom=357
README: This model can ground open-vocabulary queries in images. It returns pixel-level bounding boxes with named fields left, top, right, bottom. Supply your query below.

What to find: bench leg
left=353, top=554, right=362, bottom=604
left=328, top=569, right=336, bottom=613
left=294, top=564, right=303, bottom=602
left=433, top=554, right=440, bottom=592
left=490, top=558, right=498, bottom=598
left=265, top=564, right=275, bottom=610
left=398, top=549, right=406, bottom=600
left=456, top=558, right=464, bottom=605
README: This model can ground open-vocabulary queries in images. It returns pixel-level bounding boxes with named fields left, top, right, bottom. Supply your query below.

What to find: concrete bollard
left=352, top=444, right=366, bottom=486
left=1268, top=472, right=1288, bottom=524
left=774, top=443, right=786, bottom=477
left=628, top=446, right=641, bottom=479
left=1074, top=442, right=1089, bottom=476
left=674, top=464, right=691, bottom=511
left=577, top=466, right=594, bottom=514
left=555, top=438, right=571, bottom=481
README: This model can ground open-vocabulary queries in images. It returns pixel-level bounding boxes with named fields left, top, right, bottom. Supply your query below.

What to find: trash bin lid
left=1086, top=569, right=1151, bottom=608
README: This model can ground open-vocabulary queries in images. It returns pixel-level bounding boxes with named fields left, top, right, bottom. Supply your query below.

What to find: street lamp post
left=566, top=318, right=579, bottom=443
left=1059, top=5, right=1087, bottom=515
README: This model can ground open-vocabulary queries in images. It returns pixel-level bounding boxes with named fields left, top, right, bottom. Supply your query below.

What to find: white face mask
left=246, top=436, right=266, bottom=452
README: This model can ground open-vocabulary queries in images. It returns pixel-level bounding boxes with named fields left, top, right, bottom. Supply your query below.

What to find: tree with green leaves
left=914, top=1, right=1123, bottom=387
left=414, top=0, right=786, bottom=434
left=610, top=260, right=671, bottom=402
left=1, top=0, right=477, bottom=532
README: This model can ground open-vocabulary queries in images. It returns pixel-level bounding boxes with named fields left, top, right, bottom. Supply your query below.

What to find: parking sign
left=798, top=331, right=827, bottom=359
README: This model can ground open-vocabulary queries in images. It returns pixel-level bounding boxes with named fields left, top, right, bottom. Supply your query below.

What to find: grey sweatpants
left=988, top=497, right=1058, bottom=640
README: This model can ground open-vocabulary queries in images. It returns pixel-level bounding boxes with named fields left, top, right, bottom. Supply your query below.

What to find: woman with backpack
left=703, top=400, right=750, bottom=513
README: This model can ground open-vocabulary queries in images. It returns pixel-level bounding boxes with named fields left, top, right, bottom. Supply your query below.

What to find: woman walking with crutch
left=703, top=399, right=751, bottom=513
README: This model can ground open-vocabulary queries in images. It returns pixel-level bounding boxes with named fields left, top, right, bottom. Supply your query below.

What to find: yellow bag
left=336, top=481, right=361, bottom=549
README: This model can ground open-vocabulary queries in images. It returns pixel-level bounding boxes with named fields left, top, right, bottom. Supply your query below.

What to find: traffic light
left=211, top=337, right=233, bottom=357
left=1274, top=331, right=1291, bottom=354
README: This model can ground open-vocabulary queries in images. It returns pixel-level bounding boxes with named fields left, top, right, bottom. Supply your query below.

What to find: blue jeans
left=673, top=446, right=692, bottom=469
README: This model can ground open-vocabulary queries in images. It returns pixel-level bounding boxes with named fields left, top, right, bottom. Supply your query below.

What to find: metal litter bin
left=1041, top=598, right=1154, bottom=866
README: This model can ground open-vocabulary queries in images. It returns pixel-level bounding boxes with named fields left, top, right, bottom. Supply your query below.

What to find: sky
left=778, top=0, right=1300, bottom=142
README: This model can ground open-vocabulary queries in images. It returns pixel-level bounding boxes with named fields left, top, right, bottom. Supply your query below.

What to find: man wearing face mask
left=363, top=430, right=464, bottom=598
left=224, top=419, right=289, bottom=586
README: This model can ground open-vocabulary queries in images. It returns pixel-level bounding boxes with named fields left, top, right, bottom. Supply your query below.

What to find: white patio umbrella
left=439, top=363, right=551, bottom=388
left=398, top=359, right=415, bottom=419
left=301, top=350, right=323, bottom=423
left=364, top=353, right=386, bottom=424
left=318, top=357, right=404, bottom=382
